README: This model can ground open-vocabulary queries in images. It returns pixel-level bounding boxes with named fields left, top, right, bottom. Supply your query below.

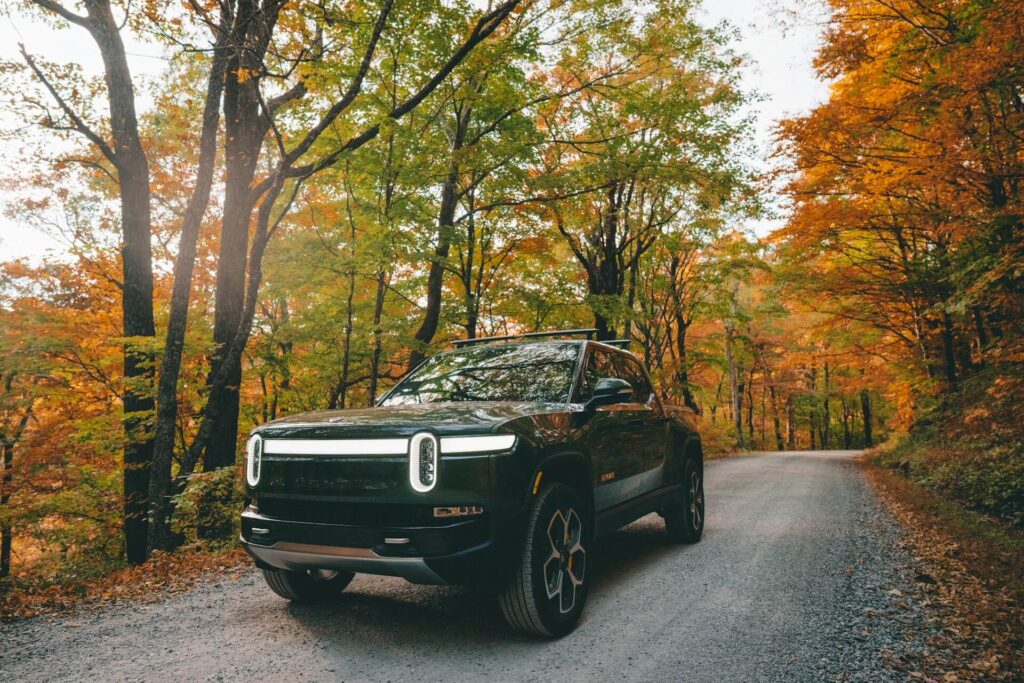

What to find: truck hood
left=254, top=401, right=567, bottom=438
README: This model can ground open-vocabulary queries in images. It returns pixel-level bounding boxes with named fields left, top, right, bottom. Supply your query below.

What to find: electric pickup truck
left=240, top=329, right=704, bottom=637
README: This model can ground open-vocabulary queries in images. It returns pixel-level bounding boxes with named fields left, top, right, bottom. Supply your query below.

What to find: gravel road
left=1, top=451, right=933, bottom=682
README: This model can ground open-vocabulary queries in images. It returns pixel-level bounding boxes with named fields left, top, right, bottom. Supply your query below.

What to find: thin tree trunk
left=408, top=105, right=471, bottom=372
left=147, top=26, right=228, bottom=552
left=76, top=1, right=158, bottom=564
left=408, top=161, right=460, bottom=372
left=259, top=373, right=269, bottom=423
left=785, top=395, right=796, bottom=450
left=461, top=190, right=478, bottom=340
left=861, top=389, right=873, bottom=447
left=368, top=271, right=387, bottom=406
left=330, top=190, right=359, bottom=410
left=766, top=378, right=784, bottom=451
left=1, top=443, right=11, bottom=579
left=841, top=396, right=851, bottom=448
left=725, top=320, right=742, bottom=449
left=204, top=0, right=280, bottom=472
left=822, top=362, right=831, bottom=449
left=746, top=368, right=755, bottom=442
left=674, top=323, right=697, bottom=410
left=623, top=241, right=639, bottom=341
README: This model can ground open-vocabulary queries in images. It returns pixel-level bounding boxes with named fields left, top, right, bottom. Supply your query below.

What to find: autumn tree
left=542, top=0, right=752, bottom=340
left=777, top=0, right=1024, bottom=395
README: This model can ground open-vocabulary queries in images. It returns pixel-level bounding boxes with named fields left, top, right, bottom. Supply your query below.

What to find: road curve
left=1, top=451, right=931, bottom=682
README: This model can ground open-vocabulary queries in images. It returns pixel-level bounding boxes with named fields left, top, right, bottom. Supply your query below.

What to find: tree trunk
left=204, top=0, right=278, bottom=472
left=460, top=192, right=479, bottom=340
left=83, top=2, right=157, bottom=565
left=623, top=241, right=639, bottom=341
left=673, top=322, right=697, bottom=411
left=841, top=396, right=851, bottom=448
left=766, top=376, right=784, bottom=451
left=368, top=271, right=387, bottom=406
left=785, top=395, right=796, bottom=450
left=1, top=443, right=11, bottom=579
left=971, top=306, right=989, bottom=357
left=407, top=162, right=458, bottom=372
left=147, top=26, right=228, bottom=552
left=746, top=369, right=755, bottom=442
left=330, top=199, right=358, bottom=410
left=861, top=389, right=873, bottom=447
left=939, top=310, right=958, bottom=390
left=408, top=103, right=472, bottom=372
left=725, top=320, right=742, bottom=449
left=821, top=363, right=831, bottom=449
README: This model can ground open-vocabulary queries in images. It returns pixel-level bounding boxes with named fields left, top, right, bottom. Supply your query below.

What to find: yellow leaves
left=235, top=67, right=257, bottom=84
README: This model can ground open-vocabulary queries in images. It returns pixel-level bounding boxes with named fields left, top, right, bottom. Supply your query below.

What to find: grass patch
left=871, top=364, right=1024, bottom=528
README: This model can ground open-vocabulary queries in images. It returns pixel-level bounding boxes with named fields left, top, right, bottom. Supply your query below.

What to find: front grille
left=257, top=497, right=441, bottom=527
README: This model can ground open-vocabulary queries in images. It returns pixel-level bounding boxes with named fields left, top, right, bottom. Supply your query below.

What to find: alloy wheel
left=689, top=471, right=704, bottom=530
left=543, top=507, right=586, bottom=614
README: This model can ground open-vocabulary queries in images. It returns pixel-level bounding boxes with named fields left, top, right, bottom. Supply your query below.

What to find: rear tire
left=499, top=482, right=590, bottom=638
left=262, top=568, right=354, bottom=603
left=665, top=457, right=704, bottom=544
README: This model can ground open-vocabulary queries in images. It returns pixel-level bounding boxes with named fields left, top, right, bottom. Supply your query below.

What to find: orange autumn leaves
left=775, top=0, right=1024, bottom=399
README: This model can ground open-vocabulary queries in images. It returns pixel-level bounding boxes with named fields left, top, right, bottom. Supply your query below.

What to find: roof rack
left=452, top=328, right=598, bottom=348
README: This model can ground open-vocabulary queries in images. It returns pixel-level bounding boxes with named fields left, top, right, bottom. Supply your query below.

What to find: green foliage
left=172, top=468, right=243, bottom=548
left=873, top=365, right=1024, bottom=528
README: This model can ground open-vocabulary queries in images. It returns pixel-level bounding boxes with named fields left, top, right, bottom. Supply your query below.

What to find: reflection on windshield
left=382, top=343, right=580, bottom=405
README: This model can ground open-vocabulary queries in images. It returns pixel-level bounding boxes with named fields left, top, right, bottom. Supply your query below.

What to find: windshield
left=381, top=343, right=581, bottom=405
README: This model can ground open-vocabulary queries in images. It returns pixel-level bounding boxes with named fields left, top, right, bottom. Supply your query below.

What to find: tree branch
left=30, top=0, right=89, bottom=27
left=20, top=45, right=118, bottom=167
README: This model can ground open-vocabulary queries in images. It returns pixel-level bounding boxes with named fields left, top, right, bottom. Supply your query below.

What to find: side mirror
left=587, top=377, right=633, bottom=409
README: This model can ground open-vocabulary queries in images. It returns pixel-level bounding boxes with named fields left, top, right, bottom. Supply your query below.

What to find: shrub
left=172, top=467, right=242, bottom=548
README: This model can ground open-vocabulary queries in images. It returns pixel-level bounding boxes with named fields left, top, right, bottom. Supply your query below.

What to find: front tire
left=665, top=457, right=704, bottom=543
left=262, top=568, right=354, bottom=603
left=499, top=482, right=590, bottom=638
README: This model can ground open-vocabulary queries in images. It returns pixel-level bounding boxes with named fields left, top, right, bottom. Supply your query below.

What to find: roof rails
left=452, top=328, right=598, bottom=348
left=600, top=339, right=632, bottom=349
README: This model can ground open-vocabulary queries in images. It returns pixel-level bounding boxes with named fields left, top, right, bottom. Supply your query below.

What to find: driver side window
left=613, top=354, right=655, bottom=403
left=575, top=349, right=617, bottom=402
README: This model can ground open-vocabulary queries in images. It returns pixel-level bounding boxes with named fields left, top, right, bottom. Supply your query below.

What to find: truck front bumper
left=240, top=506, right=521, bottom=585
left=242, top=538, right=447, bottom=584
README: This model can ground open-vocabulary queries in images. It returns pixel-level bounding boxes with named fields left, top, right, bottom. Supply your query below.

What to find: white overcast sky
left=0, top=0, right=829, bottom=264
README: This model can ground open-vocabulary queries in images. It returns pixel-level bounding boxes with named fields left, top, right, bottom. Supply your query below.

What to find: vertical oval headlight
left=246, top=434, right=263, bottom=487
left=409, top=432, right=438, bottom=493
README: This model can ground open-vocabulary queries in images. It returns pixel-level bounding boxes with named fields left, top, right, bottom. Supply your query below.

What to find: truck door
left=611, top=352, right=669, bottom=487
left=576, top=348, right=666, bottom=510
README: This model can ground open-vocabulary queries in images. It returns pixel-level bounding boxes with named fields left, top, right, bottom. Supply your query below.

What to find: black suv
left=240, top=330, right=705, bottom=637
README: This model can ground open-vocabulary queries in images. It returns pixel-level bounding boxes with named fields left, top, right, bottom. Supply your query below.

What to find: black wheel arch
left=668, top=429, right=703, bottom=483
left=525, top=450, right=594, bottom=517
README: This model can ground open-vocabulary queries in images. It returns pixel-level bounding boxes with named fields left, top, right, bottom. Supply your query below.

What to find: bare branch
left=29, top=0, right=89, bottom=27
left=284, top=0, right=523, bottom=181
left=19, top=45, right=118, bottom=167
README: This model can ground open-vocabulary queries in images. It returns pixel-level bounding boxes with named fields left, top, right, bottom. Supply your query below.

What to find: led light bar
left=409, top=432, right=439, bottom=493
left=245, top=434, right=263, bottom=486
left=262, top=438, right=409, bottom=456
left=440, top=434, right=517, bottom=454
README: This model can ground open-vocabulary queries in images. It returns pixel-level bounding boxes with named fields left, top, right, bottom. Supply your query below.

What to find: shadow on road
left=280, top=515, right=685, bottom=643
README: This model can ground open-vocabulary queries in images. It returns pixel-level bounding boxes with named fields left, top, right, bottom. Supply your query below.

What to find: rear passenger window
left=575, top=348, right=653, bottom=403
